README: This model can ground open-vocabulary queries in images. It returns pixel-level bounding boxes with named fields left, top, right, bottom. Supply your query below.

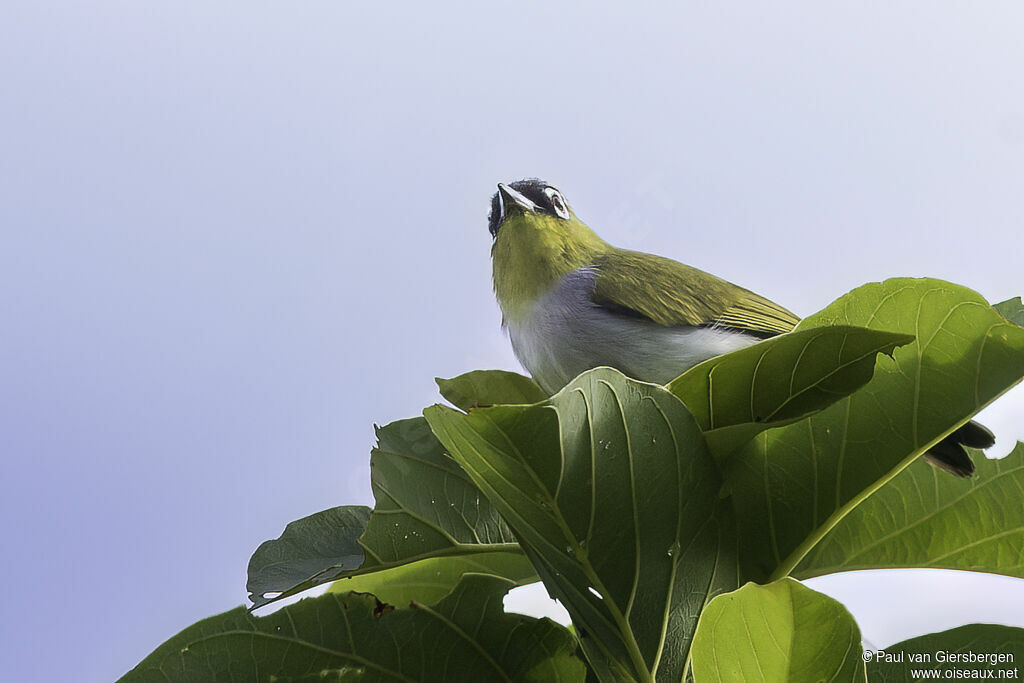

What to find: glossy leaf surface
left=427, top=368, right=737, bottom=682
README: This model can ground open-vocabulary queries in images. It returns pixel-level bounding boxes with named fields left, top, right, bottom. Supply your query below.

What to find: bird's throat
left=491, top=214, right=608, bottom=324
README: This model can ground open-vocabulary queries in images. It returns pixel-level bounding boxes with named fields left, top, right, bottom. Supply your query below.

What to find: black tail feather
left=922, top=420, right=993, bottom=478
left=951, top=421, right=996, bottom=449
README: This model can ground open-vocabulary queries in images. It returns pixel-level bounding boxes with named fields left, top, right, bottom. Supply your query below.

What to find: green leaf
left=866, top=624, right=1024, bottom=681
left=690, top=579, right=866, bottom=682
left=425, top=368, right=737, bottom=683
left=248, top=418, right=533, bottom=608
left=795, top=441, right=1024, bottom=579
left=437, top=369, right=548, bottom=411
left=124, top=574, right=585, bottom=683
left=328, top=552, right=536, bottom=607
left=667, top=325, right=914, bottom=456
left=995, top=296, right=1024, bottom=327
left=247, top=505, right=370, bottom=607
left=361, top=417, right=523, bottom=566
left=725, top=278, right=1024, bottom=582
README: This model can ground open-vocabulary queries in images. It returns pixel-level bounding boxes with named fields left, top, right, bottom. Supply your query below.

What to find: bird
left=487, top=178, right=993, bottom=477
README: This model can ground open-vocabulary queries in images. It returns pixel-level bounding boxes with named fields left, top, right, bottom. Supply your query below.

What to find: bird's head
left=488, top=179, right=576, bottom=238
left=488, top=179, right=609, bottom=322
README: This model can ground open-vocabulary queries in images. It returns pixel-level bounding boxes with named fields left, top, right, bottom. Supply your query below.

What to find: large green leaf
left=725, top=279, right=1024, bottom=582
left=124, top=574, right=585, bottom=683
left=667, top=325, right=914, bottom=457
left=425, top=368, right=737, bottom=683
left=866, top=624, right=1024, bottom=681
left=690, top=579, right=866, bottom=682
left=437, top=369, right=547, bottom=410
left=248, top=418, right=532, bottom=608
left=794, top=441, right=1024, bottom=579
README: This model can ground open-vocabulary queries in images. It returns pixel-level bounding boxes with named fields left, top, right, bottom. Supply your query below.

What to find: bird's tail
left=922, top=420, right=995, bottom=477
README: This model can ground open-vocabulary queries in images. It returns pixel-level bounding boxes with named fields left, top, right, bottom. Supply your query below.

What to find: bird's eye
left=544, top=188, right=570, bottom=219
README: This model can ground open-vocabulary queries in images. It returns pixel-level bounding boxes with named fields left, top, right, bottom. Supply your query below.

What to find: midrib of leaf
left=359, top=541, right=523, bottom=569
left=768, top=412, right=997, bottom=581
left=824, top=463, right=1024, bottom=569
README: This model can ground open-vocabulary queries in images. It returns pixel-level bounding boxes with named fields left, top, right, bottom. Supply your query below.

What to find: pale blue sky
left=2, top=3, right=1023, bottom=680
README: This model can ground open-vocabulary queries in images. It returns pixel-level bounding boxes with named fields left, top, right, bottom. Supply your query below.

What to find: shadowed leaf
left=667, top=325, right=913, bottom=456
left=866, top=624, right=1024, bottom=681
left=247, top=505, right=370, bottom=607
left=125, top=575, right=584, bottom=683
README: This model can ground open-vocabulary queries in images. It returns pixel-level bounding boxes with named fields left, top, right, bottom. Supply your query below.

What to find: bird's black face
left=488, top=179, right=571, bottom=238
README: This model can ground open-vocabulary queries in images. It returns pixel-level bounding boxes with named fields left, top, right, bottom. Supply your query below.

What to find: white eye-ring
left=544, top=187, right=570, bottom=219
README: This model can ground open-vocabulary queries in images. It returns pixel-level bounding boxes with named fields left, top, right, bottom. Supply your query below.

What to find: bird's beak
left=497, top=183, right=539, bottom=225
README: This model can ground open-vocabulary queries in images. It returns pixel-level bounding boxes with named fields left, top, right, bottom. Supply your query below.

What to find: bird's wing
left=590, top=250, right=800, bottom=337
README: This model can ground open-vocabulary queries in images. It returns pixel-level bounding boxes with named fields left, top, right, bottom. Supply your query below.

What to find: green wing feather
left=591, top=250, right=800, bottom=337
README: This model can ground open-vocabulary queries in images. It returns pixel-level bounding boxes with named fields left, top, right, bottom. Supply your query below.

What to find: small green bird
left=488, top=178, right=992, bottom=477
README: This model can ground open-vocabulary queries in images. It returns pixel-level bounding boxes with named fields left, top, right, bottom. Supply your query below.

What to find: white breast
left=507, top=268, right=760, bottom=393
